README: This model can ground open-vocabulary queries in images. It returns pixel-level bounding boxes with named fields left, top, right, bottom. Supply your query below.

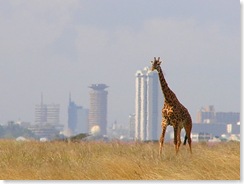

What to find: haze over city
left=0, top=0, right=240, bottom=126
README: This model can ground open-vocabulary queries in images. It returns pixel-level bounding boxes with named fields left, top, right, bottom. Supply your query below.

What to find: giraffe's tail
left=183, top=135, right=187, bottom=145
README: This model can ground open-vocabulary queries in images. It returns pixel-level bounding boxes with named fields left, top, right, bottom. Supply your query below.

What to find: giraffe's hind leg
left=184, top=124, right=192, bottom=154
left=187, top=131, right=192, bottom=154
left=174, top=127, right=182, bottom=154
left=159, top=119, right=167, bottom=156
left=183, top=135, right=187, bottom=145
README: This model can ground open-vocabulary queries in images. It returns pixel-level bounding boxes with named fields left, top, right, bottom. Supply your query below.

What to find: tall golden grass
left=0, top=140, right=239, bottom=180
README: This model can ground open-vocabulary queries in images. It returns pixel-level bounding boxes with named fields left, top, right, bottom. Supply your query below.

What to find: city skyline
left=0, top=1, right=240, bottom=126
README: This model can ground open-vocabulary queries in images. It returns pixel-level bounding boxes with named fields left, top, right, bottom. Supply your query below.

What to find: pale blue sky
left=0, top=0, right=240, bottom=126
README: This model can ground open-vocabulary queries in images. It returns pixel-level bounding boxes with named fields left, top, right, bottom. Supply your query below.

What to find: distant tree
left=53, top=133, right=89, bottom=142
left=0, top=125, right=5, bottom=138
left=0, top=122, right=36, bottom=139
left=70, top=133, right=89, bottom=141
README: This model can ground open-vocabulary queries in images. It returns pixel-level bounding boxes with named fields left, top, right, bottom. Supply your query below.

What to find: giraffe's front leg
left=159, top=119, right=167, bottom=156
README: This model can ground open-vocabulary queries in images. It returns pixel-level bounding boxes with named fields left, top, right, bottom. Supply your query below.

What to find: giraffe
left=150, top=57, right=192, bottom=155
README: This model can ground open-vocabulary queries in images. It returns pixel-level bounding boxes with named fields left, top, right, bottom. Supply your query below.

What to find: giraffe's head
left=150, top=57, right=161, bottom=71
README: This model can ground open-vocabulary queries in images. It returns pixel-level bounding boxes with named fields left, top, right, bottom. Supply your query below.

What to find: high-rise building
left=76, top=108, right=89, bottom=134
left=35, top=94, right=60, bottom=125
left=68, top=94, right=89, bottom=135
left=46, top=104, right=60, bottom=125
left=135, top=67, right=163, bottom=141
left=88, top=84, right=108, bottom=135
left=68, top=97, right=78, bottom=134
left=35, top=104, right=47, bottom=124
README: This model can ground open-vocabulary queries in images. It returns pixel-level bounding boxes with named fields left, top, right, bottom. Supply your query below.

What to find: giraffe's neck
left=157, top=66, right=178, bottom=104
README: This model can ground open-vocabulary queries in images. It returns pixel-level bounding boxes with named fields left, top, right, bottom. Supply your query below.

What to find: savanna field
left=0, top=140, right=240, bottom=180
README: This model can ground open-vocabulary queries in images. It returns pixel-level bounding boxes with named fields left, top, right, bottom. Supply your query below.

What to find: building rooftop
left=89, top=84, right=109, bottom=90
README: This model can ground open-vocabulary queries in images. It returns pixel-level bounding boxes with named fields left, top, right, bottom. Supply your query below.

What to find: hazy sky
left=0, top=0, right=240, bottom=126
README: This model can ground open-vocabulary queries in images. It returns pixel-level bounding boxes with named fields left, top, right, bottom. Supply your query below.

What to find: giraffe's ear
left=158, top=61, right=162, bottom=65
left=151, top=60, right=154, bottom=64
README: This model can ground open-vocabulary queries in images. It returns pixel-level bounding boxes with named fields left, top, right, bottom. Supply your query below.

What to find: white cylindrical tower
left=135, top=70, right=142, bottom=140
left=147, top=70, right=159, bottom=141
left=135, top=66, right=163, bottom=141
left=140, top=68, right=148, bottom=141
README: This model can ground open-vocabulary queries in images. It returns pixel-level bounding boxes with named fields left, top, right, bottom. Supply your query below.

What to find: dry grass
left=0, top=140, right=240, bottom=180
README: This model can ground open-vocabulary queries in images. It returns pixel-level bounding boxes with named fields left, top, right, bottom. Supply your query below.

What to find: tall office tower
left=35, top=94, right=47, bottom=124
left=76, top=107, right=89, bottom=134
left=147, top=70, right=161, bottom=140
left=88, top=84, right=108, bottom=135
left=68, top=96, right=78, bottom=134
left=135, top=70, right=142, bottom=140
left=35, top=94, right=60, bottom=125
left=68, top=94, right=89, bottom=135
left=46, top=104, right=60, bottom=125
left=135, top=67, right=162, bottom=141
